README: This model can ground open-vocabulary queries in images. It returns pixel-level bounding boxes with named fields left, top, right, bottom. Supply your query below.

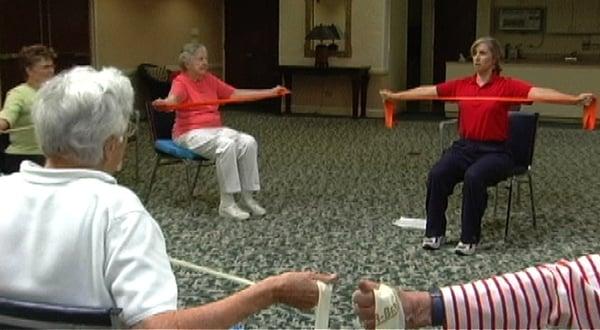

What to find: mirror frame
left=304, top=0, right=352, bottom=58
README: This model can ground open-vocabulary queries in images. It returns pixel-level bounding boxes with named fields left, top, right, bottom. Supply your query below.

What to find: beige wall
left=477, top=0, right=600, bottom=60
left=279, top=0, right=407, bottom=116
left=93, top=0, right=223, bottom=73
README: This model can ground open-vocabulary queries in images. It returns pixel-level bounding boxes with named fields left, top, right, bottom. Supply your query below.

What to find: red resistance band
left=156, top=89, right=291, bottom=112
left=384, top=96, right=597, bottom=131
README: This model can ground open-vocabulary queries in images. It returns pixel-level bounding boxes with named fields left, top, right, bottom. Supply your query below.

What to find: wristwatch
left=430, top=288, right=445, bottom=327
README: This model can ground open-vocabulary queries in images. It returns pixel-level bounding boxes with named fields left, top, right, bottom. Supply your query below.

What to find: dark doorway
left=406, top=0, right=422, bottom=112
left=224, top=0, right=280, bottom=113
left=433, top=0, right=477, bottom=113
left=0, top=0, right=91, bottom=100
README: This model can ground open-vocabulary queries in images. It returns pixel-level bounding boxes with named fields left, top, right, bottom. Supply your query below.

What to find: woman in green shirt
left=0, top=44, right=56, bottom=174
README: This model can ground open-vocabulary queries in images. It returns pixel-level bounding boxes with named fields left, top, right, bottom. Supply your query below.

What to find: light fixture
left=305, top=24, right=340, bottom=68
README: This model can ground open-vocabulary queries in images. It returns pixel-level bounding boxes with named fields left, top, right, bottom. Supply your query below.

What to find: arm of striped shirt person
left=440, top=254, right=600, bottom=329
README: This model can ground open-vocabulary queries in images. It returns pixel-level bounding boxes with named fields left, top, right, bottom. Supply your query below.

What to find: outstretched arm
left=354, top=254, right=600, bottom=329
left=441, top=254, right=600, bottom=329
left=136, top=272, right=336, bottom=329
left=380, top=86, right=438, bottom=102
left=528, top=87, right=595, bottom=106
left=232, top=85, right=288, bottom=98
left=151, top=93, right=182, bottom=109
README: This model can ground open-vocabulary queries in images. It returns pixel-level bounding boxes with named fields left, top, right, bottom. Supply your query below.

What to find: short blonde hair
left=470, top=37, right=503, bottom=74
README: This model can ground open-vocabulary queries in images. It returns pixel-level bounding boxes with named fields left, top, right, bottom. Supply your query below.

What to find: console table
left=278, top=65, right=371, bottom=118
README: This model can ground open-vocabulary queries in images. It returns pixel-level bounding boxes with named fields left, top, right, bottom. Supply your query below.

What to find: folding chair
left=144, top=102, right=212, bottom=210
left=438, top=106, right=537, bottom=239
left=0, top=296, right=122, bottom=329
left=495, top=111, right=539, bottom=238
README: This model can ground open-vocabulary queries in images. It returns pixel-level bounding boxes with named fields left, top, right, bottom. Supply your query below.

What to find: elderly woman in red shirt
left=153, top=43, right=285, bottom=220
left=380, top=36, right=594, bottom=255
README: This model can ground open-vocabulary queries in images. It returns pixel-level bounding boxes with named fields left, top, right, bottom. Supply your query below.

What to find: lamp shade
left=305, top=24, right=340, bottom=41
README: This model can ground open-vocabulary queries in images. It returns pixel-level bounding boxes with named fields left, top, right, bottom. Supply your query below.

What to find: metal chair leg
left=493, top=184, right=499, bottom=219
left=191, top=162, right=202, bottom=194
left=144, top=155, right=161, bottom=205
left=527, top=172, right=536, bottom=228
left=184, top=163, right=195, bottom=211
left=504, top=176, right=514, bottom=239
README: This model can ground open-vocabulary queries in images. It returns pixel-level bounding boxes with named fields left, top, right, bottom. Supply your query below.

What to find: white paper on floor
left=392, top=216, right=426, bottom=230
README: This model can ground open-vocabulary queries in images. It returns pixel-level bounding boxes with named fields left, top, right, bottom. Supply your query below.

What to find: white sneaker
left=454, top=241, right=477, bottom=256
left=218, top=204, right=250, bottom=220
left=240, top=198, right=267, bottom=216
left=422, top=236, right=445, bottom=250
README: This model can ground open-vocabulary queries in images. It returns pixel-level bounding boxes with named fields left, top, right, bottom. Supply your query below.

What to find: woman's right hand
left=379, top=89, right=394, bottom=101
left=152, top=98, right=175, bottom=112
left=269, top=271, right=337, bottom=311
left=152, top=98, right=167, bottom=108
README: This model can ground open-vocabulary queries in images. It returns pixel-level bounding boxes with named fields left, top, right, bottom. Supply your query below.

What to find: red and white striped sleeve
left=440, top=254, right=600, bottom=329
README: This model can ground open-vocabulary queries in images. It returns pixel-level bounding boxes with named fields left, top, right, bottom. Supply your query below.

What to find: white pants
left=175, top=127, right=260, bottom=194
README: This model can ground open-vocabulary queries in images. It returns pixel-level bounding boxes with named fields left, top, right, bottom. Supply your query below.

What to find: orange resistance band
left=383, top=96, right=597, bottom=130
left=157, top=89, right=291, bottom=111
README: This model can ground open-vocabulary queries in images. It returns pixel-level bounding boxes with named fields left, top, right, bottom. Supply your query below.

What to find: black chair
left=0, top=296, right=121, bottom=329
left=498, top=111, right=539, bottom=238
left=137, top=63, right=171, bottom=101
left=438, top=107, right=538, bottom=239
left=144, top=102, right=212, bottom=210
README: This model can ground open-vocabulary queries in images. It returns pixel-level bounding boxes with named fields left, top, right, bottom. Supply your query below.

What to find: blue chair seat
left=154, top=139, right=205, bottom=160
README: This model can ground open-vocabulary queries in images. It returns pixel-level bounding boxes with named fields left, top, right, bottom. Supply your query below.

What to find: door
left=224, top=0, right=280, bottom=112
left=406, top=0, right=422, bottom=112
left=433, top=0, right=476, bottom=113
left=0, top=0, right=91, bottom=101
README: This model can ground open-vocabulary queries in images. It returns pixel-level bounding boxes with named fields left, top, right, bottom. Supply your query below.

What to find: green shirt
left=0, top=83, right=41, bottom=155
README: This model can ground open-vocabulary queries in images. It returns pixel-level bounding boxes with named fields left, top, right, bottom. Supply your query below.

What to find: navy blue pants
left=425, top=139, right=513, bottom=244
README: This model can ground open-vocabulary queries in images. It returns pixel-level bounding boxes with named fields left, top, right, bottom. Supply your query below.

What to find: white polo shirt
left=0, top=161, right=177, bottom=326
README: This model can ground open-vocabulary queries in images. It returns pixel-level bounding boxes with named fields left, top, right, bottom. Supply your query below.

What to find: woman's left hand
left=577, top=93, right=595, bottom=106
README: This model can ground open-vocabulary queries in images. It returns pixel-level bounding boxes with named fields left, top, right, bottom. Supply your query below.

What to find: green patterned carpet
left=116, top=109, right=600, bottom=329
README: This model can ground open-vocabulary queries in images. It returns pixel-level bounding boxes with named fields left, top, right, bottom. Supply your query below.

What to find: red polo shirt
left=170, top=72, right=236, bottom=138
left=437, top=74, right=532, bottom=141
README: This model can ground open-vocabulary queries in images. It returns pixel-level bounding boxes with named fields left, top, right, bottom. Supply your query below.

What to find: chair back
left=0, top=296, right=121, bottom=329
left=137, top=63, right=171, bottom=100
left=145, top=102, right=175, bottom=141
left=507, top=112, right=539, bottom=171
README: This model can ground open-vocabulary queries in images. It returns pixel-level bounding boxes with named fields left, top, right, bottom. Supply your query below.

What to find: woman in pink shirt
left=153, top=43, right=285, bottom=220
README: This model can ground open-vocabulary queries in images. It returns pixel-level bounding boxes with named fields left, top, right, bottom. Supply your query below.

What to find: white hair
left=32, top=66, right=134, bottom=166
left=178, top=42, right=206, bottom=70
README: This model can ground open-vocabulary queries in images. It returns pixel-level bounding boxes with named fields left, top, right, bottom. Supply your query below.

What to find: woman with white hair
left=153, top=42, right=285, bottom=220
left=0, top=66, right=336, bottom=328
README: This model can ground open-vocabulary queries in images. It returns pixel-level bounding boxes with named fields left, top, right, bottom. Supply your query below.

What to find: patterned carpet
left=116, top=109, right=600, bottom=329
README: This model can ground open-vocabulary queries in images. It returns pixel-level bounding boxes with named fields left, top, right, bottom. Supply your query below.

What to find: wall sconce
left=305, top=24, right=340, bottom=68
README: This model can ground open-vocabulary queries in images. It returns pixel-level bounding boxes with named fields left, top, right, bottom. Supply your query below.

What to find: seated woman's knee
left=237, top=133, right=257, bottom=150
left=215, top=136, right=236, bottom=152
left=463, top=167, right=485, bottom=187
left=428, top=163, right=450, bottom=182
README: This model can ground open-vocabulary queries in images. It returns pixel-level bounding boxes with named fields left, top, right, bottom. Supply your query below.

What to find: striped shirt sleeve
left=440, top=254, right=600, bottom=329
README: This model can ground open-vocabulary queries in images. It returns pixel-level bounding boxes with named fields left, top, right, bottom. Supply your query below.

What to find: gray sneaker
left=454, top=241, right=477, bottom=256
left=422, top=236, right=445, bottom=250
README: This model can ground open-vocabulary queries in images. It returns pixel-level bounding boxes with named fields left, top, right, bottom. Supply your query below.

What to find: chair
left=438, top=107, right=538, bottom=239
left=129, top=109, right=141, bottom=184
left=0, top=296, right=122, bottom=329
left=144, top=102, right=212, bottom=210
left=498, top=111, right=539, bottom=238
